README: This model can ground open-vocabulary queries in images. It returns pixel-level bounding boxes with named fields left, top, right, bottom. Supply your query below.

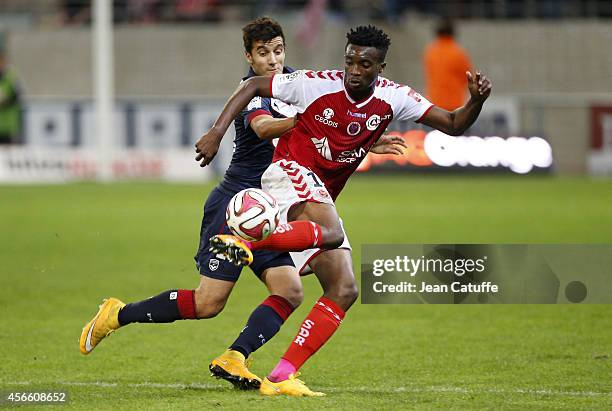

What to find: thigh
left=291, top=218, right=351, bottom=274
left=309, top=248, right=356, bottom=291
left=262, top=160, right=336, bottom=225
left=194, top=186, right=244, bottom=282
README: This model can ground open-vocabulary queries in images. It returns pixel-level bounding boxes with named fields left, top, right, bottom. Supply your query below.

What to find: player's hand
left=370, top=134, right=407, bottom=155
left=195, top=128, right=223, bottom=167
left=466, top=70, right=492, bottom=101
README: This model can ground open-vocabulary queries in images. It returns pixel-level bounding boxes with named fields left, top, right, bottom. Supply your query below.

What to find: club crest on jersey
left=209, top=259, right=219, bottom=271
left=315, top=108, right=338, bottom=128
left=347, top=121, right=361, bottom=136
left=366, top=114, right=381, bottom=131
left=316, top=189, right=330, bottom=199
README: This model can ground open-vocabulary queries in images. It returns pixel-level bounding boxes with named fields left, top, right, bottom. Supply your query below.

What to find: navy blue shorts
left=194, top=186, right=294, bottom=282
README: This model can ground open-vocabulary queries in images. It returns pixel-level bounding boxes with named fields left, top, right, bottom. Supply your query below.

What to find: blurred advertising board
left=9, top=96, right=551, bottom=182
left=357, top=130, right=553, bottom=175
left=0, top=147, right=213, bottom=183
left=588, top=105, right=612, bottom=176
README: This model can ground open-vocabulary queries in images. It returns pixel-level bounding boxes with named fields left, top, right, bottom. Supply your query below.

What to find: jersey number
left=307, top=172, right=323, bottom=188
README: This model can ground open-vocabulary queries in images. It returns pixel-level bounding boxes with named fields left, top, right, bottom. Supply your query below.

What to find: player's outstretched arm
left=419, top=70, right=492, bottom=136
left=195, top=76, right=272, bottom=167
left=250, top=115, right=296, bottom=140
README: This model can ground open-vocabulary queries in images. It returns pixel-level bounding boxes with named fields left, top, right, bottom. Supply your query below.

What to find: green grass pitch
left=1, top=175, right=611, bottom=410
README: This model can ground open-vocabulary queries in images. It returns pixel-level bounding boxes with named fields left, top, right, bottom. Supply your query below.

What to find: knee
left=282, top=285, right=304, bottom=309
left=193, top=289, right=226, bottom=319
left=326, top=280, right=359, bottom=311
left=323, top=226, right=345, bottom=249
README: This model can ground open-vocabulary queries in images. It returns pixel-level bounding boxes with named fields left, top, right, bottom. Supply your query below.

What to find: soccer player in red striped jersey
left=196, top=25, right=491, bottom=396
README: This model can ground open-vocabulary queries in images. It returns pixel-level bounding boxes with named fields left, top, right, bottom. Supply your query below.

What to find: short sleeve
left=270, top=70, right=306, bottom=109
left=391, top=86, right=435, bottom=123
left=243, top=96, right=273, bottom=129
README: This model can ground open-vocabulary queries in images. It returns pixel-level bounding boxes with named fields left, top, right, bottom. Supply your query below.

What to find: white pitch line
left=2, top=381, right=610, bottom=398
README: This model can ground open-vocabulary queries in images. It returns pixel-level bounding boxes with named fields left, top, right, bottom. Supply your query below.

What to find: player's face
left=245, top=36, right=285, bottom=77
left=344, top=44, right=385, bottom=93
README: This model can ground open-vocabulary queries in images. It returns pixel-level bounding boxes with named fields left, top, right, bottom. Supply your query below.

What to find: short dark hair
left=346, top=25, right=391, bottom=62
left=242, top=17, right=285, bottom=54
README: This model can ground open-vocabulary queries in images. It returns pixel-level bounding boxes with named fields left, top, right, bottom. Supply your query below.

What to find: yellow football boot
left=260, top=373, right=325, bottom=397
left=209, top=349, right=262, bottom=390
left=209, top=235, right=254, bottom=266
left=79, top=298, right=125, bottom=355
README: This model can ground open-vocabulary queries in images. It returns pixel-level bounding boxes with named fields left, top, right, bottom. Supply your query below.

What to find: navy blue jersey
left=219, top=66, right=296, bottom=194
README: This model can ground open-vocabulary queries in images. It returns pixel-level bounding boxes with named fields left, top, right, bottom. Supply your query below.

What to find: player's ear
left=245, top=51, right=254, bottom=65
left=379, top=62, right=386, bottom=74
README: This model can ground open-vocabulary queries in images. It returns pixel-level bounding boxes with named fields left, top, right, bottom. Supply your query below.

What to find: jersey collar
left=343, top=76, right=377, bottom=109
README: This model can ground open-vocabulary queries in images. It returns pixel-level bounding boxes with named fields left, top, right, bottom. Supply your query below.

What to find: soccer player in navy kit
left=79, top=18, right=303, bottom=390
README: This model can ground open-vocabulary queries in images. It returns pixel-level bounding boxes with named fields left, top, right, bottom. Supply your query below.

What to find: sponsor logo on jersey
left=347, top=121, right=361, bottom=136
left=276, top=71, right=300, bottom=84
left=209, top=259, right=219, bottom=271
left=169, top=291, right=178, bottom=300
left=337, top=147, right=367, bottom=163
left=347, top=109, right=366, bottom=119
left=311, top=136, right=333, bottom=160
left=366, top=114, right=381, bottom=131
left=315, top=108, right=339, bottom=128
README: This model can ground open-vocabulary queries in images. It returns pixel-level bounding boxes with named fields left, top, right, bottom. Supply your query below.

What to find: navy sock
left=230, top=295, right=294, bottom=358
left=118, top=289, right=196, bottom=325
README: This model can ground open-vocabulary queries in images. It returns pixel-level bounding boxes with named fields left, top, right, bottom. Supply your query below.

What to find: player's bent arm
left=195, top=76, right=272, bottom=166
left=419, top=99, right=484, bottom=136
left=420, top=70, right=492, bottom=136
left=250, top=115, right=296, bottom=140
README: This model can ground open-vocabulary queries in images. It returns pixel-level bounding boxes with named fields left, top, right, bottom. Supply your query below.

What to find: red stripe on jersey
left=335, top=71, right=343, bottom=79
left=246, top=109, right=271, bottom=125
left=326, top=71, right=335, bottom=80
left=317, top=71, right=326, bottom=79
left=269, top=74, right=275, bottom=97
left=294, top=182, right=308, bottom=192
left=415, top=104, right=435, bottom=123
left=306, top=71, right=315, bottom=78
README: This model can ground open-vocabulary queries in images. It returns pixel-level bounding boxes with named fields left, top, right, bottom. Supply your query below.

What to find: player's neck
left=346, top=85, right=375, bottom=103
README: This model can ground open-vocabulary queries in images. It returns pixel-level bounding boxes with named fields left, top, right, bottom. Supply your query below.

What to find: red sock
left=250, top=221, right=323, bottom=252
left=177, top=289, right=197, bottom=319
left=281, top=297, right=345, bottom=370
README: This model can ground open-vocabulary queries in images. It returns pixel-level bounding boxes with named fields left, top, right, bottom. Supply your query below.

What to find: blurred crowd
left=0, top=0, right=609, bottom=27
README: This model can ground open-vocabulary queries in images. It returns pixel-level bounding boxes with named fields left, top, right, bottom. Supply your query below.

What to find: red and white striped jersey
left=270, top=69, right=434, bottom=200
